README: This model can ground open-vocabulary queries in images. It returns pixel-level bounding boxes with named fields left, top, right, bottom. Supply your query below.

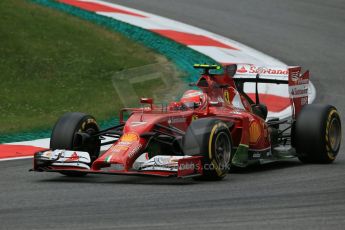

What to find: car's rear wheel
left=50, top=112, right=101, bottom=176
left=183, top=118, right=232, bottom=180
left=294, top=104, right=341, bottom=163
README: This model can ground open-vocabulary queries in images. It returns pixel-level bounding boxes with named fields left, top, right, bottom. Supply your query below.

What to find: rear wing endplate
left=288, top=67, right=309, bottom=118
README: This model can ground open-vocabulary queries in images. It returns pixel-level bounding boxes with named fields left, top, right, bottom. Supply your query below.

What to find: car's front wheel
left=50, top=112, right=101, bottom=176
left=183, top=118, right=232, bottom=180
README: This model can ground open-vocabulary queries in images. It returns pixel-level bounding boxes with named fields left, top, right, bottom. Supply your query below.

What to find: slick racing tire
left=183, top=118, right=232, bottom=180
left=294, top=104, right=341, bottom=164
left=50, top=112, right=101, bottom=176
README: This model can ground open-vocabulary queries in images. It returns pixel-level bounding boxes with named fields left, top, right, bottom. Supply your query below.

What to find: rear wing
left=232, top=64, right=309, bottom=118
left=233, top=64, right=289, bottom=84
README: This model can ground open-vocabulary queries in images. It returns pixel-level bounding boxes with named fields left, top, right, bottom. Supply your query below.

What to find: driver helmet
left=180, top=90, right=204, bottom=109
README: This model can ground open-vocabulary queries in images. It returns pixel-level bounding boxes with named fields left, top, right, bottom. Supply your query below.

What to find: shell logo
left=237, top=66, right=248, bottom=73
left=249, top=121, right=262, bottom=144
left=121, top=132, right=139, bottom=142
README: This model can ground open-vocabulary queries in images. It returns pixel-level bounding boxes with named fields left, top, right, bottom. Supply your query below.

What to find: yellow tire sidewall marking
left=325, top=109, right=338, bottom=160
left=208, top=122, right=229, bottom=177
left=81, top=118, right=97, bottom=131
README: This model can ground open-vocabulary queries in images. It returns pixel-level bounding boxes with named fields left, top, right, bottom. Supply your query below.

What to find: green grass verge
left=0, top=0, right=181, bottom=136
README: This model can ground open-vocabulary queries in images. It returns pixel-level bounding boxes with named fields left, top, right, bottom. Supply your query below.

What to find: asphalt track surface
left=1, top=0, right=344, bottom=229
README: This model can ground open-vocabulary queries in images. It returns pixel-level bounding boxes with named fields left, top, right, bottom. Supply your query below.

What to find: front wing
left=32, top=150, right=203, bottom=179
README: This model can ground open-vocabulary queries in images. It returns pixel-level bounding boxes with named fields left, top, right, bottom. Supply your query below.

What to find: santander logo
left=237, top=66, right=248, bottom=73
left=236, top=65, right=288, bottom=75
left=65, top=152, right=79, bottom=162
left=249, top=65, right=288, bottom=75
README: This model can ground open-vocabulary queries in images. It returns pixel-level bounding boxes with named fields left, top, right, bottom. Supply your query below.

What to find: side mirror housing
left=140, top=98, right=153, bottom=109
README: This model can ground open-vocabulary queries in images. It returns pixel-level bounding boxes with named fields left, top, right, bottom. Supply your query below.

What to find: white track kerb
left=1, top=0, right=316, bottom=160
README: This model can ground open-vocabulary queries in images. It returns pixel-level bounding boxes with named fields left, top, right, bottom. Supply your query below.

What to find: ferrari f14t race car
left=32, top=64, right=342, bottom=180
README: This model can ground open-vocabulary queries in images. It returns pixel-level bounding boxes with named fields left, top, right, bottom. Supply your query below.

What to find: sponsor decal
left=249, top=66, right=288, bottom=75
left=248, top=148, right=272, bottom=159
left=168, top=117, right=187, bottom=124
left=223, top=90, right=230, bottom=103
left=290, top=70, right=300, bottom=82
left=237, top=65, right=288, bottom=75
left=249, top=121, right=262, bottom=144
left=256, top=67, right=265, bottom=74
left=237, top=66, right=248, bottom=73
left=110, top=145, right=129, bottom=153
left=60, top=150, right=90, bottom=162
left=65, top=152, right=79, bottom=162
left=121, top=132, right=139, bottom=142
left=252, top=153, right=261, bottom=158
left=37, top=150, right=91, bottom=167
left=289, top=84, right=309, bottom=98
left=128, top=144, right=142, bottom=159
left=104, top=143, right=141, bottom=163
left=288, top=67, right=309, bottom=118
left=107, top=132, right=140, bottom=155
left=290, top=88, right=308, bottom=96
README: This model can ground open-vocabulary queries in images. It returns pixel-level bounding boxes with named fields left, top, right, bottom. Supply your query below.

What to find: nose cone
left=92, top=132, right=145, bottom=170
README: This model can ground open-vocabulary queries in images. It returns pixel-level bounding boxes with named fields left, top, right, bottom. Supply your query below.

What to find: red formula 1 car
left=32, top=64, right=342, bottom=180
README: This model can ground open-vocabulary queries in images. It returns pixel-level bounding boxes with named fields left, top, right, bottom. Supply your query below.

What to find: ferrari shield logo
left=192, top=115, right=198, bottom=121
left=224, top=91, right=230, bottom=103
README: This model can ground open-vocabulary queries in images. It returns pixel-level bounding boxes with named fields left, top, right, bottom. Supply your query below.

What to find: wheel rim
left=214, top=132, right=231, bottom=170
left=328, top=116, right=341, bottom=152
